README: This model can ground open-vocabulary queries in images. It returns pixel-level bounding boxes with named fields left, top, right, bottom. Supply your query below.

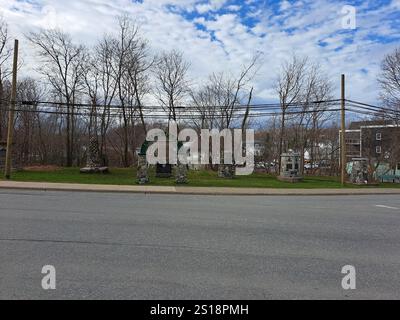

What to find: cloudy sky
left=1, top=0, right=399, bottom=104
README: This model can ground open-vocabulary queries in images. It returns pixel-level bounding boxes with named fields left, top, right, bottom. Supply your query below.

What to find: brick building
left=342, top=120, right=400, bottom=179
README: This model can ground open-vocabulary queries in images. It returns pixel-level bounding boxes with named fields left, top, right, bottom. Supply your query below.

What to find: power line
left=0, top=98, right=345, bottom=119
left=347, top=104, right=398, bottom=115
left=346, top=103, right=400, bottom=118
left=346, top=99, right=400, bottom=114
left=0, top=98, right=342, bottom=112
left=2, top=97, right=399, bottom=121
left=347, top=108, right=400, bottom=121
left=346, top=99, right=386, bottom=110
left=4, top=106, right=345, bottom=119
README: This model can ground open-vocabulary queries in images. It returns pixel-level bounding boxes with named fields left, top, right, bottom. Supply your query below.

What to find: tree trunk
left=66, top=104, right=72, bottom=167
left=0, top=77, right=3, bottom=142
left=123, top=118, right=129, bottom=168
left=278, top=108, right=286, bottom=175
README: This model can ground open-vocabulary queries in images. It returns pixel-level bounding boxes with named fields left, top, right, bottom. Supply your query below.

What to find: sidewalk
left=1, top=180, right=400, bottom=196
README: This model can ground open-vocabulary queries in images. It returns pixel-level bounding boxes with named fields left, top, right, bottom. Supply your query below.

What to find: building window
left=376, top=133, right=382, bottom=141
left=398, top=163, right=400, bottom=171
left=376, top=146, right=382, bottom=154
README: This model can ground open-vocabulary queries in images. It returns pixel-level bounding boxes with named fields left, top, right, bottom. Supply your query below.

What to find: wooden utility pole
left=340, top=74, right=346, bottom=186
left=4, top=40, right=19, bottom=180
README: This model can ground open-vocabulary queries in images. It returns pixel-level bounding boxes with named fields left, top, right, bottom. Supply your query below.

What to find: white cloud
left=227, top=5, right=241, bottom=12
left=0, top=0, right=398, bottom=105
left=196, top=0, right=229, bottom=14
left=280, top=0, right=292, bottom=11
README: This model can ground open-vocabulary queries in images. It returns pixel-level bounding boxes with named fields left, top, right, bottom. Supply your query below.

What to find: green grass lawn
left=3, top=167, right=399, bottom=189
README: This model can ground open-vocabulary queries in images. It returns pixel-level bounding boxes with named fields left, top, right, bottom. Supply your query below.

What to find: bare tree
left=15, top=78, right=45, bottom=164
left=125, top=36, right=154, bottom=136
left=221, top=53, right=261, bottom=130
left=190, top=72, right=234, bottom=131
left=191, top=53, right=261, bottom=131
left=0, top=17, right=11, bottom=79
left=306, top=73, right=334, bottom=170
left=103, top=16, right=153, bottom=167
left=276, top=55, right=307, bottom=172
left=0, top=17, right=11, bottom=141
left=379, top=48, right=400, bottom=114
left=83, top=37, right=118, bottom=165
left=155, top=50, right=190, bottom=125
left=27, top=29, right=86, bottom=166
left=95, top=36, right=118, bottom=163
left=189, top=55, right=261, bottom=174
left=292, top=63, right=333, bottom=173
left=261, top=115, right=281, bottom=173
left=190, top=73, right=225, bottom=131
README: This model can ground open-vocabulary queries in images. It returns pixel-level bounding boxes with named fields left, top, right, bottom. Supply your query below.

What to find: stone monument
left=80, top=136, right=109, bottom=174
left=349, top=158, right=373, bottom=185
left=218, top=164, right=235, bottom=179
left=218, top=152, right=235, bottom=179
left=175, top=163, right=188, bottom=184
left=278, top=152, right=303, bottom=183
left=155, top=164, right=172, bottom=178
left=137, top=141, right=150, bottom=185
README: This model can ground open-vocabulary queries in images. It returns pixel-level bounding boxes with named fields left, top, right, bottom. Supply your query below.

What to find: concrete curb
left=1, top=181, right=400, bottom=196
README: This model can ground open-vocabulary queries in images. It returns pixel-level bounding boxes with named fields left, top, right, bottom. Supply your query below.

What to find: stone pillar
left=175, top=163, right=188, bottom=184
left=350, top=159, right=369, bottom=185
left=86, top=136, right=101, bottom=168
left=137, top=154, right=149, bottom=185
left=218, top=164, right=235, bottom=179
left=218, top=151, right=235, bottom=179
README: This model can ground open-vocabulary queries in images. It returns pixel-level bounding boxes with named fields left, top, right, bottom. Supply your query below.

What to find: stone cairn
left=175, top=163, right=188, bottom=184
left=80, top=137, right=108, bottom=174
left=217, top=151, right=235, bottom=179
left=137, top=141, right=150, bottom=184
left=174, top=140, right=188, bottom=184
left=218, top=164, right=235, bottom=179
left=137, top=154, right=149, bottom=185
left=88, top=136, right=101, bottom=167
left=349, top=159, right=374, bottom=185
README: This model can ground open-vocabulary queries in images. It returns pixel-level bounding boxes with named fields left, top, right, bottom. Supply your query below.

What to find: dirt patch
left=23, top=165, right=62, bottom=172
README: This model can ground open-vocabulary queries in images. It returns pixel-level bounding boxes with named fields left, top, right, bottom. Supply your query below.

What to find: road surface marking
left=375, top=205, right=400, bottom=210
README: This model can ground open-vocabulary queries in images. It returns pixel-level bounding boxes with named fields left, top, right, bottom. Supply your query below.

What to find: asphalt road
left=1, top=190, right=400, bottom=300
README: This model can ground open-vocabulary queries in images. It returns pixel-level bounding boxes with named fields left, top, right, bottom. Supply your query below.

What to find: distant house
left=341, top=120, right=400, bottom=180
left=253, top=140, right=266, bottom=158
